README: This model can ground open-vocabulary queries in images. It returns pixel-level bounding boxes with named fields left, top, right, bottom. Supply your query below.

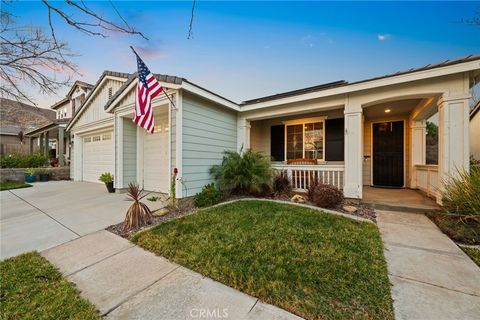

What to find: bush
left=273, top=171, right=292, bottom=196
left=0, top=153, right=48, bottom=168
left=309, top=183, right=344, bottom=208
left=441, top=167, right=480, bottom=221
left=194, top=183, right=222, bottom=208
left=210, top=149, right=272, bottom=195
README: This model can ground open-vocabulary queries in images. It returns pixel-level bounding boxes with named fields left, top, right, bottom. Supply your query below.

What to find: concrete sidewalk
left=377, top=210, right=480, bottom=320
left=42, top=230, right=302, bottom=320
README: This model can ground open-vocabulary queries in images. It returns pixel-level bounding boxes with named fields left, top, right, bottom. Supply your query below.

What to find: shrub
left=273, top=171, right=292, bottom=196
left=310, top=183, right=344, bottom=208
left=123, top=182, right=152, bottom=231
left=210, top=149, right=272, bottom=195
left=36, top=168, right=52, bottom=175
left=24, top=168, right=36, bottom=176
left=99, top=172, right=114, bottom=183
left=194, top=183, right=222, bottom=208
left=441, top=167, right=480, bottom=222
left=0, top=153, right=48, bottom=168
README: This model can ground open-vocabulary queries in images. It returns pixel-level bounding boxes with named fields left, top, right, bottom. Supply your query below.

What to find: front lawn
left=0, top=181, right=32, bottom=191
left=133, top=200, right=393, bottom=320
left=0, top=252, right=100, bottom=320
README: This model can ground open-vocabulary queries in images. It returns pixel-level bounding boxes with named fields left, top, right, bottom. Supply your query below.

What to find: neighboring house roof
left=25, top=118, right=70, bottom=136
left=241, top=54, right=480, bottom=105
left=66, top=80, right=94, bottom=98
left=66, top=71, right=131, bottom=131
left=50, top=97, right=70, bottom=110
left=471, top=100, right=480, bottom=120
left=0, top=98, right=56, bottom=136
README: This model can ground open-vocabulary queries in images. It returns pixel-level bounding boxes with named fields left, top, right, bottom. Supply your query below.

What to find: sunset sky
left=13, top=1, right=480, bottom=107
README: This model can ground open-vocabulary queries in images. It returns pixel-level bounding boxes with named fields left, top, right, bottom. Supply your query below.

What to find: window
left=284, top=118, right=325, bottom=162
left=92, top=135, right=101, bottom=142
left=84, top=137, right=91, bottom=143
left=108, top=87, right=113, bottom=100
left=102, top=133, right=111, bottom=140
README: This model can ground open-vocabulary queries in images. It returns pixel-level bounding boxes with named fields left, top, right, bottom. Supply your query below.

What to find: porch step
left=364, top=201, right=441, bottom=214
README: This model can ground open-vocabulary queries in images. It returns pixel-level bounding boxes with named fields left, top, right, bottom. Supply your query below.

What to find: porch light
left=384, top=109, right=391, bottom=113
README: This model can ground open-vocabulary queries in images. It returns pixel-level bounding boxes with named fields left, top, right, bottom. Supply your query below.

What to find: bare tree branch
left=188, top=0, right=196, bottom=40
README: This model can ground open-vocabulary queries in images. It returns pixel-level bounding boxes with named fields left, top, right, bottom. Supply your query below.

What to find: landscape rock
left=342, top=205, right=358, bottom=213
left=291, top=195, right=306, bottom=203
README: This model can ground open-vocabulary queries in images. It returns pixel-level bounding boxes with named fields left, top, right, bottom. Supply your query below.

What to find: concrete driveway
left=0, top=181, right=164, bottom=260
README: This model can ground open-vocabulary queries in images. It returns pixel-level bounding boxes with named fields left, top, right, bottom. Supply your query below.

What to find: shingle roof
left=0, top=98, right=56, bottom=135
left=241, top=54, right=480, bottom=105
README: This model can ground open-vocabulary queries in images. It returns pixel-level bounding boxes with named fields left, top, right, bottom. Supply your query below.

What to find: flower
left=173, top=167, right=178, bottom=174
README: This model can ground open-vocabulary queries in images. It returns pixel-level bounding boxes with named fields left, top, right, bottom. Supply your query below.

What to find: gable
left=72, top=78, right=125, bottom=128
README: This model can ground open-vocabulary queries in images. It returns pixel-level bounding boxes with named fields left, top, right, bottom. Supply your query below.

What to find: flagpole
left=130, top=46, right=177, bottom=109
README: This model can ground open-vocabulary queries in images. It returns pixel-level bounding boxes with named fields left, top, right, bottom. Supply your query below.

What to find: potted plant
left=24, top=168, right=36, bottom=183
left=37, top=168, right=52, bottom=182
left=99, top=172, right=115, bottom=193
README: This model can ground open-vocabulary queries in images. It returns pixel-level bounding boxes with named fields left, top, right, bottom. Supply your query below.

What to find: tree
left=1, top=1, right=196, bottom=105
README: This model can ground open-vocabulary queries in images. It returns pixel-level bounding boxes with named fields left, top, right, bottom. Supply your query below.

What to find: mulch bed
left=106, top=194, right=377, bottom=239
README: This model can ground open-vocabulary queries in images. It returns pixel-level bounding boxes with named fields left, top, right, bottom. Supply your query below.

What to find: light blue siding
left=182, top=93, right=237, bottom=196
left=122, top=118, right=137, bottom=187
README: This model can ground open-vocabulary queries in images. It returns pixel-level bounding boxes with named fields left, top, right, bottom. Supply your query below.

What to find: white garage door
left=143, top=113, right=169, bottom=192
left=82, top=130, right=114, bottom=183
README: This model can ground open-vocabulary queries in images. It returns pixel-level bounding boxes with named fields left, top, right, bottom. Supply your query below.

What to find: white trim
left=283, top=118, right=326, bottom=162
left=240, top=59, right=480, bottom=111
left=117, top=115, right=123, bottom=189
left=370, top=119, right=407, bottom=188
left=168, top=97, right=172, bottom=196
left=70, top=119, right=114, bottom=135
left=175, top=91, right=183, bottom=198
left=182, top=82, right=240, bottom=111
left=136, top=125, right=144, bottom=188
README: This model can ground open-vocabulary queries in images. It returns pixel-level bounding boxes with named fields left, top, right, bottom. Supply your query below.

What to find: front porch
left=25, top=119, right=70, bottom=166
left=241, top=84, right=470, bottom=205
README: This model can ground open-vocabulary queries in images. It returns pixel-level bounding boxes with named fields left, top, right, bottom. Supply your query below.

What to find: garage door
left=143, top=113, right=169, bottom=192
left=82, top=130, right=114, bottom=183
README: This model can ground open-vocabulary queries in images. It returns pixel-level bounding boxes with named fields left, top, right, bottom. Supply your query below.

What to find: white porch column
left=409, top=120, right=426, bottom=188
left=437, top=94, right=470, bottom=203
left=237, top=117, right=251, bottom=152
left=344, top=103, right=363, bottom=199
left=58, top=127, right=65, bottom=166
left=73, top=134, right=83, bottom=181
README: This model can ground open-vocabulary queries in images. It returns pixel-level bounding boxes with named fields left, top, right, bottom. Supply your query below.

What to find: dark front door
left=372, top=121, right=404, bottom=187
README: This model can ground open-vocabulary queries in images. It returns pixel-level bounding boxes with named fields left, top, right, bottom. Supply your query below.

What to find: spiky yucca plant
left=441, top=167, right=480, bottom=222
left=123, top=182, right=152, bottom=231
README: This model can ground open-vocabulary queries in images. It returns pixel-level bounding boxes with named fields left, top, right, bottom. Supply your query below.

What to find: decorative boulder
left=291, top=194, right=306, bottom=203
left=342, top=205, right=358, bottom=213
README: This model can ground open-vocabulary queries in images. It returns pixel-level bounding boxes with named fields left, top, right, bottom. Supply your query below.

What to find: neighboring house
left=0, top=98, right=56, bottom=156
left=66, top=55, right=480, bottom=204
left=27, top=80, right=94, bottom=165
left=470, top=100, right=480, bottom=160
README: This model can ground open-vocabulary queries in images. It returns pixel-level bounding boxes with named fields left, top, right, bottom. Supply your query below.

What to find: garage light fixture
left=384, top=109, right=391, bottom=113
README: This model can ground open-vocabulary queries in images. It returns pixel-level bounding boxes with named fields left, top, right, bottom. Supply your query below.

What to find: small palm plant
left=123, top=182, right=152, bottom=231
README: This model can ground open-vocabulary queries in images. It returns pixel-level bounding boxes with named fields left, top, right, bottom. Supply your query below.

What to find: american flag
left=133, top=52, right=163, bottom=133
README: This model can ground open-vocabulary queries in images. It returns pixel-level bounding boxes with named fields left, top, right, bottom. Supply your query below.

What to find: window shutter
left=325, top=118, right=344, bottom=161
left=270, top=125, right=285, bottom=161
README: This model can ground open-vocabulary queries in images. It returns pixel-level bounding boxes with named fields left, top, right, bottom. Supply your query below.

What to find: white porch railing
left=414, top=164, right=439, bottom=199
left=272, top=164, right=345, bottom=191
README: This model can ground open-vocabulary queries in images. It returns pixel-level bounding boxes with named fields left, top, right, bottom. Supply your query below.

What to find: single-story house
left=470, top=100, right=480, bottom=160
left=66, top=55, right=480, bottom=204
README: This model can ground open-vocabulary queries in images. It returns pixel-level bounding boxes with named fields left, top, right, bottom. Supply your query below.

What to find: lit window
left=285, top=119, right=325, bottom=161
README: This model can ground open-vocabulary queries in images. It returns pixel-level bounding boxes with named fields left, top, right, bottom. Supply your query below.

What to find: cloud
left=377, top=34, right=391, bottom=41
left=136, top=46, right=166, bottom=59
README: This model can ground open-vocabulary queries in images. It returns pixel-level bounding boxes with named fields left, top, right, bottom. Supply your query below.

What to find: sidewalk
left=377, top=210, right=480, bottom=320
left=42, top=230, right=302, bottom=320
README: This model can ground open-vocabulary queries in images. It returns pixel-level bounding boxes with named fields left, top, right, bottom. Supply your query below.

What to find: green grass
left=461, top=246, right=480, bottom=267
left=0, top=252, right=100, bottom=320
left=0, top=181, right=32, bottom=191
left=133, top=200, right=393, bottom=320
left=426, top=211, right=479, bottom=245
